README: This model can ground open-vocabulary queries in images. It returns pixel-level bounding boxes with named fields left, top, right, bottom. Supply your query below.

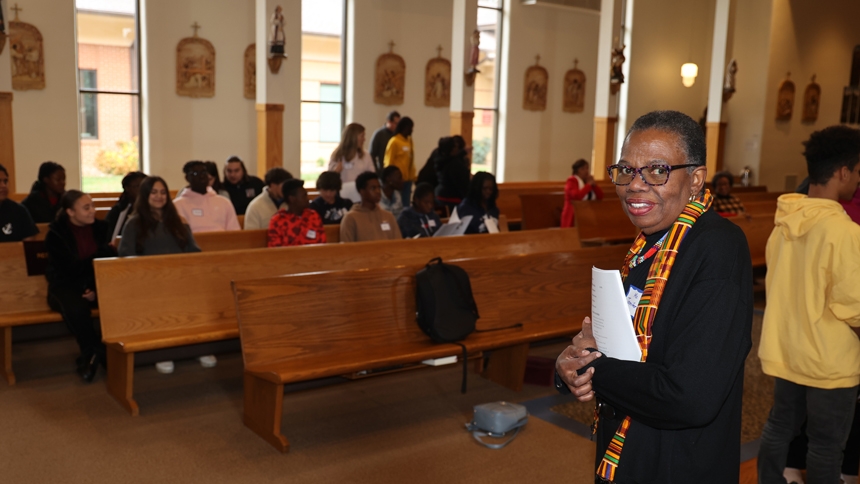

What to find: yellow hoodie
left=759, top=194, right=860, bottom=389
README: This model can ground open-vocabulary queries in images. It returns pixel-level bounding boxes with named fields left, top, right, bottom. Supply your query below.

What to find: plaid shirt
left=713, top=195, right=746, bottom=215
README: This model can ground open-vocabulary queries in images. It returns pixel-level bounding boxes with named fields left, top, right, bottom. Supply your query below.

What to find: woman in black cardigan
left=45, top=190, right=116, bottom=383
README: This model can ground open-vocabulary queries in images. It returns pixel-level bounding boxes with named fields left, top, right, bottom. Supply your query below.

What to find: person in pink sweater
left=173, top=161, right=241, bottom=233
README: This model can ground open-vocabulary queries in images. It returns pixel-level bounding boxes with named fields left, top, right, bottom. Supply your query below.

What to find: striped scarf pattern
left=596, top=189, right=714, bottom=482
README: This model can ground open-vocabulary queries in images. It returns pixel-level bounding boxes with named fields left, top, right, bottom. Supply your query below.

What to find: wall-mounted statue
left=425, top=46, right=450, bottom=108
left=609, top=41, right=625, bottom=95
left=776, top=72, right=795, bottom=121
left=523, top=55, right=548, bottom=112
left=268, top=5, right=287, bottom=73
left=563, top=58, right=585, bottom=113
left=176, top=22, right=215, bottom=98
left=465, top=29, right=480, bottom=87
left=802, top=74, right=821, bottom=123
left=0, top=0, right=7, bottom=56
left=374, top=41, right=405, bottom=106
left=722, top=59, right=737, bottom=102
left=244, top=44, right=256, bottom=100
left=9, top=4, right=45, bottom=91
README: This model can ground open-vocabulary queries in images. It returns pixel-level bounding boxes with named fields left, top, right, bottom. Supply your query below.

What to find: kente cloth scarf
left=595, top=189, right=714, bottom=483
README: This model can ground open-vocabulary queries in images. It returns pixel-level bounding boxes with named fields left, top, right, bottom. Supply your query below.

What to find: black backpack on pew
left=416, top=257, right=479, bottom=393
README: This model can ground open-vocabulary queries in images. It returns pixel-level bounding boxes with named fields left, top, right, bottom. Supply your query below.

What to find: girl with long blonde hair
left=329, top=123, right=375, bottom=183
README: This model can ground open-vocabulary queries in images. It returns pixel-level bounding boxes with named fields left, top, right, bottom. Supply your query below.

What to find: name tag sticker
left=427, top=220, right=436, bottom=228
left=627, top=285, right=643, bottom=319
left=306, top=229, right=317, bottom=239
left=402, top=146, right=410, bottom=152
left=192, top=209, right=204, bottom=217
left=381, top=222, right=391, bottom=231
left=245, top=188, right=256, bottom=198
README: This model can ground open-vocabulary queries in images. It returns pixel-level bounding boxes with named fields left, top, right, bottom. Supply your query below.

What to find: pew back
left=0, top=243, right=51, bottom=322
left=727, top=213, right=774, bottom=267
left=234, top=246, right=627, bottom=375
left=519, top=193, right=564, bottom=230
left=572, top=200, right=638, bottom=244
left=94, top=229, right=583, bottom=343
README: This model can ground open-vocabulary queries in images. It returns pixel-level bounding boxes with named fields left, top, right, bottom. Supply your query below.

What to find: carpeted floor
left=551, top=313, right=774, bottom=444
left=0, top=337, right=597, bottom=483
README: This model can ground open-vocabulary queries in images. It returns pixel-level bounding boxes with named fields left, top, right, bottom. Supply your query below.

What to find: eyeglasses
left=606, top=163, right=699, bottom=186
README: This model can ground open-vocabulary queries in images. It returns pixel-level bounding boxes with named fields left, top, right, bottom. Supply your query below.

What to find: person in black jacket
left=555, top=111, right=752, bottom=484
left=222, top=155, right=264, bottom=215
left=104, top=171, right=146, bottom=242
left=45, top=190, right=116, bottom=383
left=435, top=136, right=471, bottom=212
left=22, top=161, right=66, bottom=223
left=397, top=182, right=442, bottom=238
left=0, top=163, right=39, bottom=242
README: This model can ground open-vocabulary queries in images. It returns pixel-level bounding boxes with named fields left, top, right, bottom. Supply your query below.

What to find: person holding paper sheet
left=554, top=110, right=753, bottom=484
left=397, top=183, right=442, bottom=238
left=457, top=171, right=499, bottom=234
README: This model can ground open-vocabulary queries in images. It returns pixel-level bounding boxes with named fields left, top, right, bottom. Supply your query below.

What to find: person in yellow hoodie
left=758, top=125, right=860, bottom=484
left=383, top=116, right=415, bottom=206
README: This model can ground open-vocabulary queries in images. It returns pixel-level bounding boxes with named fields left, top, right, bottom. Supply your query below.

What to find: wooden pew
left=740, top=200, right=778, bottom=215
left=233, top=245, right=628, bottom=452
left=93, top=228, right=582, bottom=415
left=0, top=242, right=99, bottom=385
left=496, top=183, right=565, bottom=226
left=520, top=192, right=564, bottom=230
left=732, top=185, right=768, bottom=193
left=727, top=213, right=774, bottom=268
left=572, top=200, right=638, bottom=245
left=735, top=191, right=785, bottom=203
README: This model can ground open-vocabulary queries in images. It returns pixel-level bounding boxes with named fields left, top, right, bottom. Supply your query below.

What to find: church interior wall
left=498, top=0, right=600, bottom=182
left=757, top=0, right=860, bottom=192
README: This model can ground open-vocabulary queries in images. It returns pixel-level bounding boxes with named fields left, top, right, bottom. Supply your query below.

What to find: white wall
left=348, top=0, right=454, bottom=174
left=498, top=0, right=600, bottom=182
left=624, top=0, right=715, bottom=132
left=721, top=0, right=773, bottom=181
left=757, top=0, right=860, bottom=191
left=144, top=0, right=257, bottom=190
left=7, top=0, right=81, bottom=193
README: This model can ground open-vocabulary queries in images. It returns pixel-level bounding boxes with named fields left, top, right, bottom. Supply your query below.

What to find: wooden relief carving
left=802, top=74, right=821, bottom=123
left=424, top=46, right=450, bottom=108
left=563, top=59, right=586, bottom=113
left=9, top=4, right=45, bottom=91
left=776, top=72, right=795, bottom=121
left=244, top=43, right=256, bottom=100
left=523, top=56, right=548, bottom=112
left=176, top=23, right=215, bottom=98
left=374, top=41, right=405, bottom=106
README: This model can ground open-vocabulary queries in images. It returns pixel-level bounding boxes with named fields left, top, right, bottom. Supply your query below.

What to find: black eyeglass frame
left=606, top=163, right=700, bottom=186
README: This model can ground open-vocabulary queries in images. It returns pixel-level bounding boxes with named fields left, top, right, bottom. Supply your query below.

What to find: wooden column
left=0, top=92, right=15, bottom=194
left=256, top=103, right=284, bottom=176
left=706, top=121, right=727, bottom=174
left=592, top=116, right=617, bottom=181
left=450, top=111, right=475, bottom=148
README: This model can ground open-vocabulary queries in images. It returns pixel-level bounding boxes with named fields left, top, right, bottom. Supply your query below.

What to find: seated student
left=118, top=176, right=212, bottom=373
left=105, top=171, right=146, bottom=242
left=0, top=163, right=38, bottom=242
left=268, top=179, right=326, bottom=247
left=560, top=159, right=604, bottom=228
left=22, top=161, right=66, bottom=223
left=45, top=190, right=116, bottom=383
left=173, top=161, right=241, bottom=233
left=712, top=171, right=747, bottom=216
left=434, top=136, right=471, bottom=212
left=309, top=171, right=353, bottom=225
left=204, top=161, right=230, bottom=199
left=222, top=155, right=265, bottom=215
left=243, top=167, right=292, bottom=230
left=340, top=171, right=402, bottom=242
left=397, top=182, right=442, bottom=238
left=380, top=165, right=404, bottom=218
left=457, top=171, right=500, bottom=234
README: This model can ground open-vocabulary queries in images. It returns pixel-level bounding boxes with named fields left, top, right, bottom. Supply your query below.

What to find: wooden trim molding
left=591, top=116, right=618, bottom=181
left=0, top=92, right=15, bottom=194
left=705, top=122, right=727, bottom=175
left=256, top=103, right=284, bottom=176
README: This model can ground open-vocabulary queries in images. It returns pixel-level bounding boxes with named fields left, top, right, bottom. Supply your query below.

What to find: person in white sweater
left=329, top=123, right=375, bottom=183
left=243, top=167, right=293, bottom=230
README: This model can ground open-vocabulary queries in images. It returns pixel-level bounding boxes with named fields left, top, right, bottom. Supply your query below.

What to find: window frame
left=475, top=2, right=503, bottom=175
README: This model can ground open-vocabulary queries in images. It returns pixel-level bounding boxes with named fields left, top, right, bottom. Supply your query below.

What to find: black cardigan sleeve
left=588, top=221, right=753, bottom=430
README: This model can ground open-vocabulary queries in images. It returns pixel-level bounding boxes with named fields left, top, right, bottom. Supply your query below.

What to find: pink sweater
left=173, top=187, right=240, bottom=233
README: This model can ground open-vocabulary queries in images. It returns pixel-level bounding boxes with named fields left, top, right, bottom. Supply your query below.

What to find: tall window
left=474, top=0, right=503, bottom=175
left=75, top=0, right=141, bottom=193
left=301, top=0, right=346, bottom=183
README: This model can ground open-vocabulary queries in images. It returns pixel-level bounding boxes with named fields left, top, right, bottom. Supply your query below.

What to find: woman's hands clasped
left=556, top=317, right=601, bottom=402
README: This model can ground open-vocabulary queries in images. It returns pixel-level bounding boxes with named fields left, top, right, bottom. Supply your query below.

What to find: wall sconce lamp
left=681, top=62, right=698, bottom=87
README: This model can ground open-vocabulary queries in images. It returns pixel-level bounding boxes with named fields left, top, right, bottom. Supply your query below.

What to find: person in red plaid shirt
left=267, top=179, right=326, bottom=247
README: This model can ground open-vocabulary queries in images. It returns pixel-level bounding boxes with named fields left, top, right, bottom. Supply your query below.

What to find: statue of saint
left=723, top=59, right=737, bottom=102
left=270, top=6, right=285, bottom=56
left=467, top=29, right=481, bottom=75
left=610, top=46, right=625, bottom=85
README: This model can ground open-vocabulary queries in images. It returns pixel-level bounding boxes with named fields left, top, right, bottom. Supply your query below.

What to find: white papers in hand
left=591, top=267, right=642, bottom=362
left=448, top=207, right=461, bottom=224
left=484, top=215, right=499, bottom=234
left=433, top=215, right=473, bottom=237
